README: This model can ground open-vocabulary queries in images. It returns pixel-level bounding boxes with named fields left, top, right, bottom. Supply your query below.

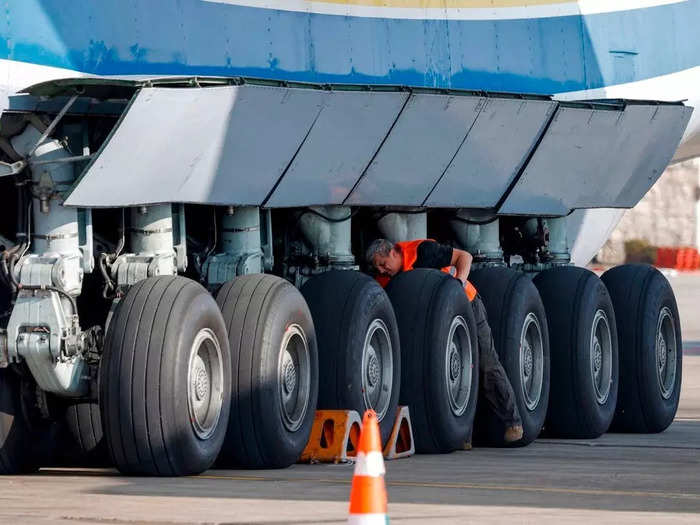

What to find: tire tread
left=387, top=269, right=478, bottom=453
left=217, top=274, right=318, bottom=468
left=101, top=276, right=230, bottom=476
left=602, top=264, right=682, bottom=433
left=534, top=267, right=618, bottom=438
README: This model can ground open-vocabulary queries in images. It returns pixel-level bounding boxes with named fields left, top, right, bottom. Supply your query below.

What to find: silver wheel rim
left=361, top=319, right=393, bottom=423
left=590, top=309, right=613, bottom=405
left=520, top=312, right=544, bottom=411
left=444, top=316, right=473, bottom=417
left=187, top=328, right=225, bottom=440
left=656, top=306, right=677, bottom=400
left=278, top=324, right=312, bottom=432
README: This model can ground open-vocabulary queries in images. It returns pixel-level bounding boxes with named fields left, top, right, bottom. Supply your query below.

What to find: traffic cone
left=348, top=410, right=388, bottom=524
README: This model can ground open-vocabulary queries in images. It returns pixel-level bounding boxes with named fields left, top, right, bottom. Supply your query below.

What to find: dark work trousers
left=472, top=295, right=522, bottom=427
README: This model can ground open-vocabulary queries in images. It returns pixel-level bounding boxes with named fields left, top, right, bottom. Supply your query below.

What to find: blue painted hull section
left=2, top=1, right=699, bottom=94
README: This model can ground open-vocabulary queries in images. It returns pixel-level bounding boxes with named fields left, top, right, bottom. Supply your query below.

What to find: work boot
left=504, top=424, right=523, bottom=443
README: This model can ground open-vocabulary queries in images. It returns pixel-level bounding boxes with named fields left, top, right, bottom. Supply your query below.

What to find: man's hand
left=451, top=248, right=473, bottom=285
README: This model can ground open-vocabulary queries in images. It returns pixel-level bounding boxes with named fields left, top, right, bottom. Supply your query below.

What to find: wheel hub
left=187, top=328, right=224, bottom=441
left=278, top=324, right=311, bottom=433
left=520, top=312, right=544, bottom=412
left=590, top=310, right=612, bottom=405
left=522, top=342, right=533, bottom=378
left=193, top=361, right=210, bottom=402
left=449, top=344, right=461, bottom=382
left=366, top=347, right=380, bottom=389
left=282, top=354, right=297, bottom=395
left=657, top=335, right=667, bottom=373
left=656, top=307, right=677, bottom=400
left=593, top=338, right=602, bottom=376
left=444, top=316, right=472, bottom=417
left=361, top=319, right=393, bottom=423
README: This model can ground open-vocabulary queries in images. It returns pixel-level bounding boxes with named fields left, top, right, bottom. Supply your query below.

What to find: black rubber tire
left=216, top=274, right=319, bottom=468
left=301, top=270, right=401, bottom=444
left=62, top=399, right=109, bottom=465
left=0, top=369, right=39, bottom=473
left=470, top=268, right=550, bottom=447
left=386, top=269, right=479, bottom=453
left=0, top=366, right=62, bottom=473
left=100, top=276, right=231, bottom=476
left=602, top=264, right=682, bottom=433
left=533, top=267, right=619, bottom=438
left=0, top=288, right=27, bottom=473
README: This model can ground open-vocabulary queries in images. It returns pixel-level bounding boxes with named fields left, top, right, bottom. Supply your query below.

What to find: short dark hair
left=365, top=238, right=394, bottom=267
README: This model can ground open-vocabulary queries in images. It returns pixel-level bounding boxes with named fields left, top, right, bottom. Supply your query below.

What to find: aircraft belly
left=499, top=103, right=692, bottom=215
left=266, top=90, right=409, bottom=207
left=344, top=94, right=486, bottom=207
left=61, top=81, right=691, bottom=215
left=423, top=98, right=557, bottom=208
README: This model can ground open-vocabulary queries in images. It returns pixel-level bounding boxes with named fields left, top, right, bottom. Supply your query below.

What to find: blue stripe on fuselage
left=1, top=0, right=698, bottom=94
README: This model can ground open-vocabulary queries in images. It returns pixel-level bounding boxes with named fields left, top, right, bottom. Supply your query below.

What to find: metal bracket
left=112, top=254, right=176, bottom=286
left=172, top=204, right=187, bottom=273
left=32, top=232, right=79, bottom=241
left=0, top=330, right=8, bottom=368
left=0, top=234, right=14, bottom=251
left=27, top=94, right=78, bottom=158
left=129, top=227, right=174, bottom=235
left=7, top=287, right=88, bottom=396
left=78, top=208, right=94, bottom=274
left=36, top=170, right=56, bottom=194
left=222, top=226, right=259, bottom=233
left=261, top=208, right=274, bottom=271
left=29, top=154, right=93, bottom=167
left=0, top=160, right=26, bottom=178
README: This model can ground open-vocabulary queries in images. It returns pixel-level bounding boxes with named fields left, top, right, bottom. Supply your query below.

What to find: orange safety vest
left=376, top=239, right=477, bottom=302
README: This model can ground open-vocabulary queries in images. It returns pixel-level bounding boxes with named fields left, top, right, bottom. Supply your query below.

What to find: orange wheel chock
left=299, top=410, right=362, bottom=464
left=382, top=405, right=415, bottom=460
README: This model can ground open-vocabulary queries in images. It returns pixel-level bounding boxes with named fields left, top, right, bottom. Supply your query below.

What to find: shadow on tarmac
left=36, top=419, right=700, bottom=514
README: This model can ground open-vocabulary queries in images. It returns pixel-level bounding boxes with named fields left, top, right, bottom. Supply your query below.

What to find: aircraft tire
left=62, top=399, right=109, bottom=465
left=301, top=270, right=400, bottom=444
left=469, top=268, right=550, bottom=447
left=0, top=369, right=43, bottom=474
left=386, top=269, right=479, bottom=453
left=100, top=276, right=231, bottom=476
left=602, top=264, right=682, bottom=433
left=216, top=274, right=318, bottom=468
left=534, top=266, right=618, bottom=438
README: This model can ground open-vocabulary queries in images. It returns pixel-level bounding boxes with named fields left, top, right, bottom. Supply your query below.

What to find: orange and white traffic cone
left=348, top=410, right=388, bottom=524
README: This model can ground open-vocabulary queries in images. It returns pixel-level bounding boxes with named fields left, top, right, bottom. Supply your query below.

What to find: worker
left=366, top=238, right=523, bottom=443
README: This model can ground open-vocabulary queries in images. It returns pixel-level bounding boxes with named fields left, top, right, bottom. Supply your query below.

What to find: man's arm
left=451, top=248, right=473, bottom=285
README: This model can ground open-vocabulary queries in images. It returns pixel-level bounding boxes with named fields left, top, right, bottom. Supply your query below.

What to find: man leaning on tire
left=366, top=238, right=524, bottom=444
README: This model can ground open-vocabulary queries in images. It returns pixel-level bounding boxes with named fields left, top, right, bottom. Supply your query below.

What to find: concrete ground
left=668, top=271, right=700, bottom=343
left=1, top=273, right=698, bottom=524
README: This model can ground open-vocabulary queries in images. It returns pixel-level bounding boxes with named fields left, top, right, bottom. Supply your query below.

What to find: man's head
left=366, top=238, right=403, bottom=277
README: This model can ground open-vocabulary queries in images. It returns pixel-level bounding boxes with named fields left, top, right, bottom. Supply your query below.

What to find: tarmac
left=1, top=271, right=698, bottom=524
